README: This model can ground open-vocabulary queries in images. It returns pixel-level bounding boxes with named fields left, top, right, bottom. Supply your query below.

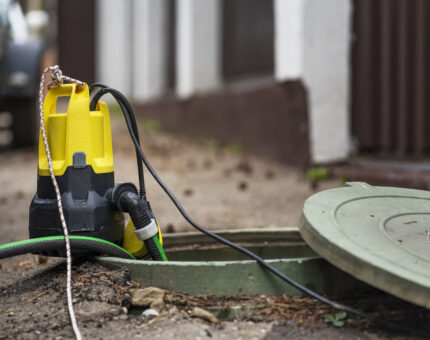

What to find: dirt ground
left=0, top=116, right=427, bottom=339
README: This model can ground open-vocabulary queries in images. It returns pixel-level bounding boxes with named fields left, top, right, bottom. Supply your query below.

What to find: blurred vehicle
left=0, top=0, right=45, bottom=147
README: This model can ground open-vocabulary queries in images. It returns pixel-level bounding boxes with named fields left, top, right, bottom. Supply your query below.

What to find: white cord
left=39, top=66, right=85, bottom=340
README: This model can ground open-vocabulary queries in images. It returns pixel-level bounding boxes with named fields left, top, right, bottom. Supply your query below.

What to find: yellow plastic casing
left=38, top=83, right=114, bottom=176
left=123, top=219, right=163, bottom=258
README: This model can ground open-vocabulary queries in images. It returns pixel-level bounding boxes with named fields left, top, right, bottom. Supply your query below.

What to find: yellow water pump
left=29, top=83, right=163, bottom=259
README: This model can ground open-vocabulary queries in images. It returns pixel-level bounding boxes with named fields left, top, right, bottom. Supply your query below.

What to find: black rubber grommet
left=112, top=182, right=138, bottom=211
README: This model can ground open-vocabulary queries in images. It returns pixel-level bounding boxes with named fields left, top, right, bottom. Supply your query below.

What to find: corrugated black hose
left=0, top=236, right=135, bottom=260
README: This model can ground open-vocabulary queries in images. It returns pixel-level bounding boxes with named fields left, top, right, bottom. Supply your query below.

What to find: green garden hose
left=0, top=236, right=135, bottom=260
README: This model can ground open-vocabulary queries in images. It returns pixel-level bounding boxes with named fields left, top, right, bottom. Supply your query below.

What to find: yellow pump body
left=38, top=83, right=114, bottom=176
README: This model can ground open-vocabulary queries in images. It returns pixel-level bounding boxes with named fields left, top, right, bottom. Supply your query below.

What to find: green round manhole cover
left=299, top=182, right=430, bottom=308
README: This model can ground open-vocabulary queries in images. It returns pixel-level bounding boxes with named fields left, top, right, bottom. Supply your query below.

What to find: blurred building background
left=5, top=0, right=430, bottom=169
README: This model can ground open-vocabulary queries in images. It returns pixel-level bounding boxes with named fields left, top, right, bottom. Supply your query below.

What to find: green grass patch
left=324, top=312, right=347, bottom=327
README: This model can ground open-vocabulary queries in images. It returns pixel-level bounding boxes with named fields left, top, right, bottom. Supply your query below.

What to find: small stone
left=236, top=160, right=253, bottom=175
left=165, top=224, right=175, bottom=233
left=131, top=287, right=165, bottom=307
left=238, top=181, right=248, bottom=191
left=38, top=255, right=48, bottom=264
left=18, top=260, right=32, bottom=268
left=49, top=323, right=60, bottom=330
left=183, top=188, right=194, bottom=197
left=264, top=170, right=275, bottom=179
left=15, top=191, right=24, bottom=199
left=142, top=308, right=159, bottom=320
left=191, top=307, right=218, bottom=323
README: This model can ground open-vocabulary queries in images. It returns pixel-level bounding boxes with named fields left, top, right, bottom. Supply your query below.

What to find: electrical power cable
left=0, top=236, right=135, bottom=260
left=90, top=86, right=430, bottom=337
left=89, top=84, right=146, bottom=199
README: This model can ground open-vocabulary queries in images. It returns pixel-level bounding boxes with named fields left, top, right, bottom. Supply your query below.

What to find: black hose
left=144, top=237, right=164, bottom=261
left=0, top=236, right=135, bottom=260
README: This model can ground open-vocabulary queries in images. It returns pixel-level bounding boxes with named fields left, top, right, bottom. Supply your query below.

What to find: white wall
left=97, top=0, right=169, bottom=101
left=274, top=0, right=304, bottom=79
left=96, top=0, right=133, bottom=97
left=133, top=0, right=168, bottom=102
left=275, top=0, right=352, bottom=163
left=97, top=0, right=222, bottom=100
left=176, top=0, right=221, bottom=98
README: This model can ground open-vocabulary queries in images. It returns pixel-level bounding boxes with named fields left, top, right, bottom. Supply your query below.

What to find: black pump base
left=29, top=166, right=124, bottom=256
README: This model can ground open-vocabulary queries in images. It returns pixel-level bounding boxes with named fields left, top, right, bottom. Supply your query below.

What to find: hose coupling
left=108, top=182, right=166, bottom=261
left=133, top=218, right=158, bottom=241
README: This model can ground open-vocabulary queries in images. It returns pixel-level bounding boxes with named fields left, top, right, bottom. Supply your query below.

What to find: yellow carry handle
left=38, top=83, right=114, bottom=177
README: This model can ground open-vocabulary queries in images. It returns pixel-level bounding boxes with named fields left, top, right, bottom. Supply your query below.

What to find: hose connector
left=133, top=218, right=158, bottom=241
left=111, top=183, right=151, bottom=228
left=109, top=183, right=167, bottom=261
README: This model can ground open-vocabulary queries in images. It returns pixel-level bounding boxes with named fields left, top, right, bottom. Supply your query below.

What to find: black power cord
left=90, top=86, right=429, bottom=337
left=90, top=83, right=146, bottom=199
